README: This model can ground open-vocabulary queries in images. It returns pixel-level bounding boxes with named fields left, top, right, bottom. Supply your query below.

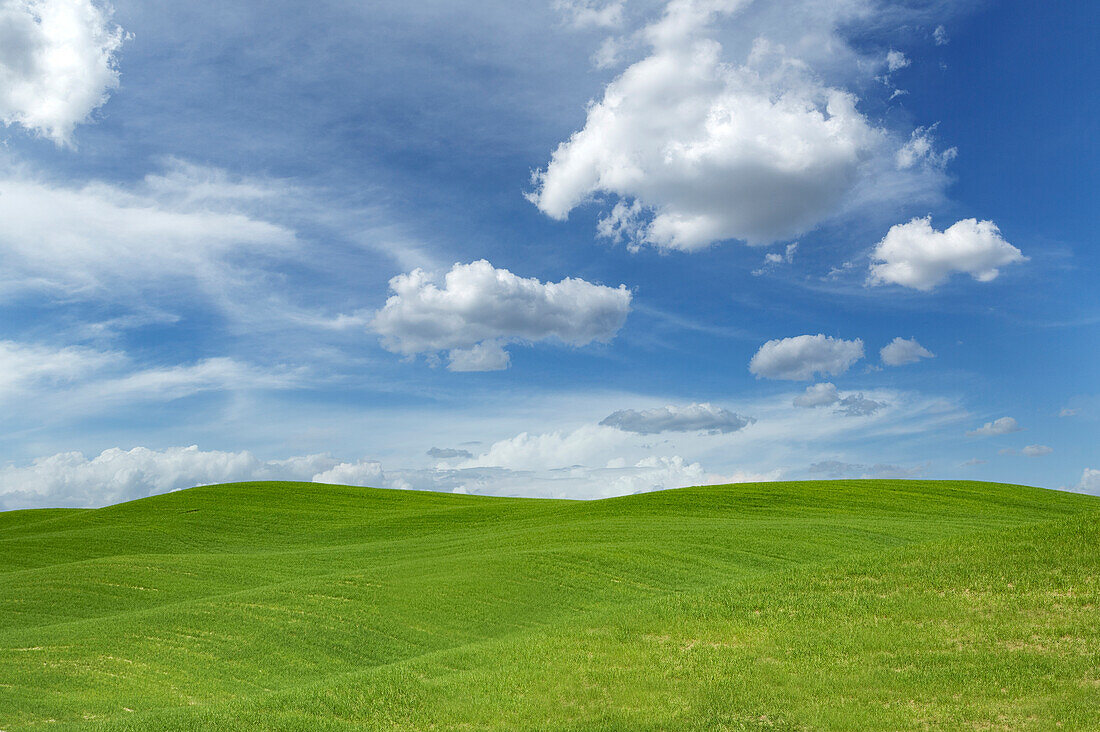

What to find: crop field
left=2, top=480, right=1098, bottom=730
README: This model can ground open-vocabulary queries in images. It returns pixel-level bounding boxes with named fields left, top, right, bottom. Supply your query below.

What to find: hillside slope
left=1, top=480, right=1097, bottom=730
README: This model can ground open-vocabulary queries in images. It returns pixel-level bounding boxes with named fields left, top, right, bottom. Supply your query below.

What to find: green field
left=2, top=480, right=1099, bottom=730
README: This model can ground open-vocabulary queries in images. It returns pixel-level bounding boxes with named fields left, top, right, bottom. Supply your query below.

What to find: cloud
left=446, top=340, right=511, bottom=372
left=0, top=0, right=126, bottom=144
left=880, top=337, right=935, bottom=366
left=792, top=382, right=885, bottom=417
left=752, top=242, right=797, bottom=275
left=1059, top=407, right=1078, bottom=417
left=886, top=50, right=909, bottom=72
left=600, top=402, right=754, bottom=434
left=933, top=25, right=948, bottom=46
left=833, top=393, right=887, bottom=417
left=895, top=125, right=957, bottom=170
left=0, top=445, right=338, bottom=510
left=750, top=334, right=864, bottom=381
left=0, top=339, right=122, bottom=398
left=0, top=340, right=300, bottom=417
left=371, top=260, right=632, bottom=371
left=793, top=382, right=839, bottom=408
left=527, top=0, right=902, bottom=251
left=960, top=458, right=986, bottom=466
left=808, top=460, right=924, bottom=479
left=427, top=447, right=474, bottom=460
left=0, top=159, right=296, bottom=297
left=1072, top=468, right=1100, bottom=495
left=527, top=0, right=960, bottom=252
left=1021, top=444, right=1053, bottom=457
left=311, top=460, right=384, bottom=486
left=868, top=216, right=1027, bottom=291
left=966, top=417, right=1022, bottom=437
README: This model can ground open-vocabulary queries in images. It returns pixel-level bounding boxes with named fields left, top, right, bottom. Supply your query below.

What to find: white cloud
left=791, top=381, right=885, bottom=416
left=458, top=423, right=628, bottom=472
left=0, top=339, right=121, bottom=398
left=886, top=50, right=909, bottom=72
left=749, top=334, right=864, bottom=381
left=600, top=402, right=754, bottom=434
left=895, top=126, right=956, bottom=170
left=446, top=340, right=511, bottom=372
left=0, top=159, right=296, bottom=297
left=792, top=382, right=839, bottom=408
left=527, top=0, right=959, bottom=252
left=868, top=216, right=1027, bottom=291
left=960, top=458, right=986, bottom=466
left=0, top=340, right=300, bottom=417
left=1059, top=407, right=1078, bottom=417
left=752, top=242, right=797, bottom=275
left=880, top=337, right=934, bottom=366
left=1021, top=444, right=1053, bottom=457
left=1072, top=468, right=1100, bottom=495
left=371, top=260, right=632, bottom=371
left=527, top=1, right=895, bottom=251
left=553, top=0, right=623, bottom=29
left=933, top=25, right=948, bottom=46
left=0, top=445, right=338, bottom=510
left=966, top=416, right=1022, bottom=437
left=311, top=460, right=384, bottom=486
left=0, top=0, right=125, bottom=144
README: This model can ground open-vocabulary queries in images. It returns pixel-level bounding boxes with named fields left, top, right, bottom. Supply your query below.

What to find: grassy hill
left=2, top=480, right=1098, bottom=730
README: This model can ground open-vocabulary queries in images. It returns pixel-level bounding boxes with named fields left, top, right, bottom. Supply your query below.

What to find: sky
left=0, top=0, right=1096, bottom=509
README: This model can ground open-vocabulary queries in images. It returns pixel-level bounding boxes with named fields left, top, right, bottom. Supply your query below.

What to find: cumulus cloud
left=1021, top=444, right=1053, bottom=457
left=793, top=382, right=839, bottom=408
left=868, top=216, right=1027, bottom=291
left=885, top=50, right=909, bottom=72
left=370, top=260, right=632, bottom=371
left=792, top=382, right=885, bottom=417
left=0, top=437, right=777, bottom=509
left=752, top=242, right=797, bottom=275
left=600, top=402, right=754, bottom=434
left=750, top=334, right=864, bottom=381
left=527, top=0, right=898, bottom=251
left=933, top=25, right=948, bottom=46
left=966, top=417, right=1022, bottom=437
left=0, top=0, right=126, bottom=144
left=311, top=460, right=384, bottom=486
left=427, top=447, right=474, bottom=460
left=880, top=337, right=935, bottom=366
left=527, top=0, right=958, bottom=252
left=0, top=445, right=338, bottom=510
left=1072, top=468, right=1100, bottom=495
left=0, top=159, right=296, bottom=297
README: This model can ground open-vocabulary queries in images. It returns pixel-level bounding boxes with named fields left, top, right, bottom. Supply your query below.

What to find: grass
left=1, top=479, right=1098, bottom=730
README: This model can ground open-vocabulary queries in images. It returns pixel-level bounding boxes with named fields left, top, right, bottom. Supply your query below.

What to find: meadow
left=1, top=479, right=1098, bottom=730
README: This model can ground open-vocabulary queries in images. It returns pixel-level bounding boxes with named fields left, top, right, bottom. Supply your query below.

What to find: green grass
left=1, top=479, right=1098, bottom=730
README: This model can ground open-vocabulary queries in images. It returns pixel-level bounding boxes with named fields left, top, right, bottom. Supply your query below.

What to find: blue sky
left=0, top=0, right=1096, bottom=508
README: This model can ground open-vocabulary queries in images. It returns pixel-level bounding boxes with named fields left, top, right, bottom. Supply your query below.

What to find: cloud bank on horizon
left=0, top=0, right=1094, bottom=508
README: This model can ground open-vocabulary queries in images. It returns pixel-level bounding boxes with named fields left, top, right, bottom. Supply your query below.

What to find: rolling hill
left=2, top=479, right=1098, bottom=730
